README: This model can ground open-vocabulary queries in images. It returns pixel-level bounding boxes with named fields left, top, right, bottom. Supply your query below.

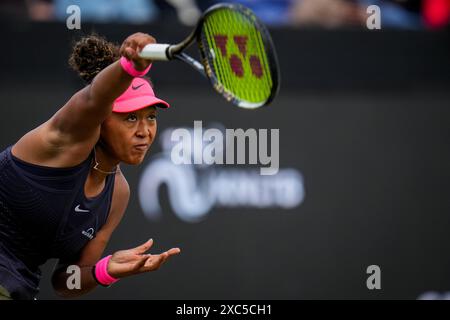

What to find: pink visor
left=112, top=77, right=170, bottom=113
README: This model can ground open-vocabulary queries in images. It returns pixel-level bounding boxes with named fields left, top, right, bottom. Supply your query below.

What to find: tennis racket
left=138, top=3, right=280, bottom=109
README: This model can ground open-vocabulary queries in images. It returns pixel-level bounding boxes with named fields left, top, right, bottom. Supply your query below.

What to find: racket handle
left=139, top=44, right=171, bottom=61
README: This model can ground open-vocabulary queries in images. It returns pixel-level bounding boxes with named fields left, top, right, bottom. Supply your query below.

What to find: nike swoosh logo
left=132, top=84, right=145, bottom=90
left=75, top=205, right=90, bottom=213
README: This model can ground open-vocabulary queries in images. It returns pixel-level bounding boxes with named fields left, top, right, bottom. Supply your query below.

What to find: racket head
left=196, top=3, right=280, bottom=109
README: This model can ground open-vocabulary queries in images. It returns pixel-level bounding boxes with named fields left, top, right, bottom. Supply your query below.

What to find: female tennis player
left=0, top=32, right=180, bottom=300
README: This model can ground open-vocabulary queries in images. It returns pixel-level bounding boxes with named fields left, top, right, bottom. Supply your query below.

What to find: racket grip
left=139, top=44, right=171, bottom=61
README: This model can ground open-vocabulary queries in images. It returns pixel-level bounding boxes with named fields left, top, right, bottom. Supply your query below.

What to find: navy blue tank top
left=0, top=145, right=116, bottom=299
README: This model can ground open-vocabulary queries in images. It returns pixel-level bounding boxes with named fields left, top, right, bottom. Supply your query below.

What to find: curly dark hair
left=69, top=34, right=120, bottom=84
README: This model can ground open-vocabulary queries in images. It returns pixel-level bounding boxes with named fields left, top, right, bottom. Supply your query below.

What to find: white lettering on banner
left=139, top=124, right=305, bottom=223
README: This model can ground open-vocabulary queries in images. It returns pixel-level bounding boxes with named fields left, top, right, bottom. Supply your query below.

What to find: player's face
left=100, top=106, right=157, bottom=165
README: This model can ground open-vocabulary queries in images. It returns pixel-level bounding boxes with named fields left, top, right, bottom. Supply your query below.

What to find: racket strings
left=202, top=20, right=233, bottom=100
left=204, top=14, right=238, bottom=101
left=199, top=7, right=275, bottom=107
left=206, top=10, right=258, bottom=100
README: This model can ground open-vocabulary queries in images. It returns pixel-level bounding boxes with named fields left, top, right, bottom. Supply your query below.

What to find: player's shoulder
left=114, top=169, right=130, bottom=201
left=105, top=170, right=130, bottom=228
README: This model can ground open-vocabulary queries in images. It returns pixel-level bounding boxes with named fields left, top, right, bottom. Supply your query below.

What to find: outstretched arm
left=12, top=33, right=156, bottom=167
left=51, top=174, right=180, bottom=298
left=52, top=238, right=180, bottom=298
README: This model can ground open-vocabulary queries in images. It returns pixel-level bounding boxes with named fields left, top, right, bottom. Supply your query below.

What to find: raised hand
left=120, top=32, right=156, bottom=71
left=107, top=239, right=181, bottom=279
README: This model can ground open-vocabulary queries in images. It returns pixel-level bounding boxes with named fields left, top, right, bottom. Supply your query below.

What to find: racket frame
left=139, top=3, right=280, bottom=108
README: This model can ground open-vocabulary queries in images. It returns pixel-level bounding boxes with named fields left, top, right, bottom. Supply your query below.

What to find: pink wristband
left=120, top=56, right=151, bottom=77
left=94, top=255, right=119, bottom=286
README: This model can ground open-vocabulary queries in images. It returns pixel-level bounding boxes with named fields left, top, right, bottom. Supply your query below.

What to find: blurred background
left=0, top=0, right=449, bottom=299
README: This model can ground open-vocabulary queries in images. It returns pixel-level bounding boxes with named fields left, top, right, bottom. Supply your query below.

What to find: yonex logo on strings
left=213, top=34, right=263, bottom=78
